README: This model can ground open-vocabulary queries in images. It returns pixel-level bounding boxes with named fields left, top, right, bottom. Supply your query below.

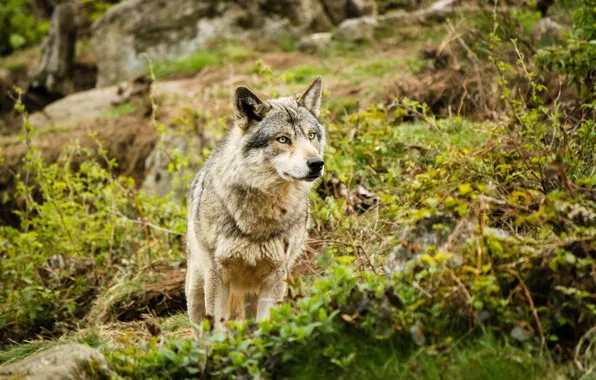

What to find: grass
left=354, top=58, right=406, bottom=77
left=151, top=41, right=254, bottom=79
left=0, top=329, right=103, bottom=365
left=0, top=46, right=40, bottom=71
left=99, top=102, right=137, bottom=119
left=0, top=124, right=73, bottom=146
left=397, top=119, right=492, bottom=149
left=153, top=51, right=220, bottom=78
left=282, top=65, right=333, bottom=84
left=1, top=4, right=591, bottom=378
left=88, top=278, right=144, bottom=323
left=285, top=333, right=553, bottom=380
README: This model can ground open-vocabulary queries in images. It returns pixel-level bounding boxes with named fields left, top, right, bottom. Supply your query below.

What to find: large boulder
left=322, top=0, right=375, bottom=24
left=92, top=0, right=341, bottom=86
left=333, top=16, right=378, bottom=42
left=0, top=343, right=111, bottom=379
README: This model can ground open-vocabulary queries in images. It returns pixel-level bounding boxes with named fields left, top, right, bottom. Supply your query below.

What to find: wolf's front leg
left=185, top=266, right=205, bottom=338
left=256, top=269, right=287, bottom=321
left=204, top=268, right=230, bottom=327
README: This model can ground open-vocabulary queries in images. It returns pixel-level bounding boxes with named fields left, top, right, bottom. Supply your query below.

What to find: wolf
left=185, top=77, right=325, bottom=330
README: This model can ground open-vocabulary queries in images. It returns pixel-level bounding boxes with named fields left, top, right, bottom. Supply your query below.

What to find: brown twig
left=477, top=198, right=487, bottom=277
left=358, top=244, right=378, bottom=275
left=109, top=209, right=183, bottom=236
left=445, top=21, right=487, bottom=113
left=506, top=269, right=545, bottom=347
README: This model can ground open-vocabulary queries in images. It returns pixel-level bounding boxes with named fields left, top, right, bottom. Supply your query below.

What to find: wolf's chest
left=215, top=234, right=288, bottom=268
left=210, top=207, right=308, bottom=270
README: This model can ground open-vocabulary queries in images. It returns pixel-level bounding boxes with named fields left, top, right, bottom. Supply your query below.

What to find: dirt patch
left=382, top=44, right=500, bottom=118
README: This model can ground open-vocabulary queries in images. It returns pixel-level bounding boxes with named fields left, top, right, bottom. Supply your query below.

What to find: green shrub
left=0, top=95, right=186, bottom=343
left=536, top=0, right=596, bottom=98
left=107, top=263, right=553, bottom=379
left=0, top=0, right=49, bottom=55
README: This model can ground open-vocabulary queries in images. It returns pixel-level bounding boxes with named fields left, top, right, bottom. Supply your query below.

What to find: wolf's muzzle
left=307, top=157, right=324, bottom=172
left=304, top=156, right=324, bottom=180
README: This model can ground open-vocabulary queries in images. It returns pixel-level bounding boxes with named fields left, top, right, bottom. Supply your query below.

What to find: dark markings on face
left=282, top=105, right=296, bottom=125
left=243, top=126, right=273, bottom=155
left=242, top=103, right=324, bottom=157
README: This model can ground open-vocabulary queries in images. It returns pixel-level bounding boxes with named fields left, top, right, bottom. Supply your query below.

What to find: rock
left=346, top=0, right=376, bottom=18
left=297, top=32, right=333, bottom=53
left=376, top=4, right=481, bottom=32
left=92, top=0, right=221, bottom=87
left=533, top=17, right=564, bottom=40
left=428, top=0, right=456, bottom=11
left=334, top=16, right=378, bottom=42
left=92, top=0, right=337, bottom=86
left=409, top=321, right=425, bottom=346
left=27, top=81, right=146, bottom=128
left=142, top=133, right=199, bottom=200
left=384, top=213, right=473, bottom=273
left=0, top=343, right=111, bottom=379
left=510, top=326, right=534, bottom=342
left=322, top=0, right=348, bottom=25
left=321, top=0, right=375, bottom=25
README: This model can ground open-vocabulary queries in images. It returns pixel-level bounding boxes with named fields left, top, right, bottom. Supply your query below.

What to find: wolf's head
left=233, top=77, right=325, bottom=185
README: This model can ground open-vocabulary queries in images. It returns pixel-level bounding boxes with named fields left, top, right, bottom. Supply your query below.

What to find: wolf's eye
left=308, top=132, right=316, bottom=140
left=277, top=136, right=289, bottom=144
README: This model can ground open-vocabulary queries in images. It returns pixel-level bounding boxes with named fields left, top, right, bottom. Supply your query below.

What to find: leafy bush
left=0, top=95, right=186, bottom=343
left=0, top=0, right=49, bottom=55
left=536, top=0, right=596, bottom=98
left=107, top=264, right=552, bottom=379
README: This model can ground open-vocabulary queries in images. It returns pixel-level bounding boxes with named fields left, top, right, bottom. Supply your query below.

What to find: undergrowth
left=0, top=90, right=186, bottom=343
left=108, top=265, right=555, bottom=379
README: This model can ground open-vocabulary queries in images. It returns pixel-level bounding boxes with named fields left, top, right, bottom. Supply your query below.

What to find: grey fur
left=185, top=77, right=325, bottom=332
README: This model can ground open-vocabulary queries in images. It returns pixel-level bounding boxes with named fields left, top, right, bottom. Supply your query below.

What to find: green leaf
left=9, top=34, right=26, bottom=49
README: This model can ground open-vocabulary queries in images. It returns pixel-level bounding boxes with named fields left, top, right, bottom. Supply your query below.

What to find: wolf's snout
left=307, top=157, right=324, bottom=172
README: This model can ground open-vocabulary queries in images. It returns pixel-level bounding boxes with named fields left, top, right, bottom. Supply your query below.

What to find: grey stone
left=297, top=32, right=333, bottom=53
left=0, top=343, right=111, bottom=379
left=91, top=0, right=337, bottom=86
left=142, top=133, right=197, bottom=200
left=384, top=213, right=473, bottom=273
left=510, top=326, right=534, bottom=342
left=321, top=0, right=374, bottom=24
left=533, top=17, right=565, bottom=40
left=346, top=0, right=376, bottom=18
left=333, top=16, right=378, bottom=42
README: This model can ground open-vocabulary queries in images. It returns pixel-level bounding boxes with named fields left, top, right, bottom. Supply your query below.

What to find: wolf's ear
left=235, top=86, right=270, bottom=128
left=297, top=76, right=322, bottom=118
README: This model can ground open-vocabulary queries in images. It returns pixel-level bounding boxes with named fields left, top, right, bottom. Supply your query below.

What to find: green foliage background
left=0, top=0, right=49, bottom=55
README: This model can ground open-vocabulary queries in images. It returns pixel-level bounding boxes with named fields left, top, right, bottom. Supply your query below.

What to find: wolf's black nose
left=307, top=157, right=324, bottom=171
